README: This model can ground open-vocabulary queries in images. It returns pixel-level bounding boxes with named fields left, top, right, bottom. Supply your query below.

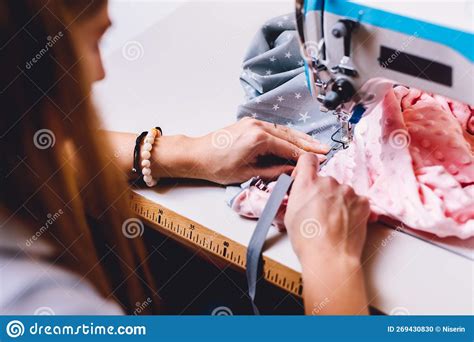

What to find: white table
left=95, top=0, right=473, bottom=315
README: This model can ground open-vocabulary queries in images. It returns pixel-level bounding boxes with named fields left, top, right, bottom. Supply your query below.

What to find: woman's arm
left=300, top=255, right=369, bottom=315
left=105, top=130, right=201, bottom=181
left=284, top=153, right=370, bottom=315
left=104, top=118, right=330, bottom=185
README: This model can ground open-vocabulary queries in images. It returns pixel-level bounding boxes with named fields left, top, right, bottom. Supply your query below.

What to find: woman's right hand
left=284, top=153, right=370, bottom=267
left=284, top=153, right=371, bottom=315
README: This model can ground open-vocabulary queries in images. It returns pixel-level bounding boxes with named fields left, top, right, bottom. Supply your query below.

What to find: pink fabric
left=231, top=87, right=474, bottom=239
left=231, top=181, right=288, bottom=230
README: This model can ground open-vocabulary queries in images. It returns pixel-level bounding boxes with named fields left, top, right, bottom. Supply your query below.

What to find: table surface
left=95, top=1, right=473, bottom=315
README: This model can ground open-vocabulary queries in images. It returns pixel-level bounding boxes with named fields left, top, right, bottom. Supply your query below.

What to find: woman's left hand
left=189, top=117, right=330, bottom=185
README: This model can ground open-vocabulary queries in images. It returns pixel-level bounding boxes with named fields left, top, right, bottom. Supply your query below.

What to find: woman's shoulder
left=0, top=215, right=123, bottom=315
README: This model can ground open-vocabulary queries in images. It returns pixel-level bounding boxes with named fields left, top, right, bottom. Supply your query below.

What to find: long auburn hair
left=0, top=0, right=159, bottom=314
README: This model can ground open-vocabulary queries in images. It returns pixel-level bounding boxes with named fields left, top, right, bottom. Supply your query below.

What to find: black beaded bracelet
left=132, top=131, right=148, bottom=175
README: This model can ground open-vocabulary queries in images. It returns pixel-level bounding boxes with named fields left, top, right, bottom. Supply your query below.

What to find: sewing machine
left=97, top=0, right=473, bottom=314
left=296, top=0, right=474, bottom=146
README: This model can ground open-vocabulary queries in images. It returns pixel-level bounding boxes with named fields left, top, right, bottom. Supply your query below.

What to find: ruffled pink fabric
left=231, top=87, right=474, bottom=239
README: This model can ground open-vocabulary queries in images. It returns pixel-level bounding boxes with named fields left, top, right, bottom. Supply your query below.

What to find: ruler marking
left=130, top=194, right=302, bottom=297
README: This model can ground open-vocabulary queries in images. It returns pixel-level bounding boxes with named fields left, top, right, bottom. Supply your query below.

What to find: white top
left=0, top=214, right=123, bottom=315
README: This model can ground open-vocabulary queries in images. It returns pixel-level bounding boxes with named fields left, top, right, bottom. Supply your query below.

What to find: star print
left=265, top=70, right=272, bottom=75
left=255, top=97, right=262, bottom=104
left=277, top=21, right=283, bottom=27
left=295, top=93, right=302, bottom=99
left=270, top=56, right=276, bottom=62
left=251, top=113, right=258, bottom=119
left=277, top=96, right=284, bottom=102
left=298, top=112, right=310, bottom=123
left=285, top=51, right=292, bottom=59
left=286, top=122, right=294, bottom=128
left=297, top=60, right=304, bottom=66
left=273, top=104, right=280, bottom=111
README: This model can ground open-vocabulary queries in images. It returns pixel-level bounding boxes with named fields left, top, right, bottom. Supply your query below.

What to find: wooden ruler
left=130, top=192, right=303, bottom=297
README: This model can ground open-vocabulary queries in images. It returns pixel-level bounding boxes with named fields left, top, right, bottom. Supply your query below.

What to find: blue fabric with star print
left=237, top=13, right=340, bottom=149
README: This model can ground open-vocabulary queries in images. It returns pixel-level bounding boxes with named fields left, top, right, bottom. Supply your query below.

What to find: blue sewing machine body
left=296, top=0, right=474, bottom=143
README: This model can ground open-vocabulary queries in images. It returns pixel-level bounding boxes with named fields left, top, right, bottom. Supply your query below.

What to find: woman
left=0, top=0, right=370, bottom=315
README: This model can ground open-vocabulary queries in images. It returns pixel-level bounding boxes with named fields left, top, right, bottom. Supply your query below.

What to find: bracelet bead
left=141, top=150, right=151, bottom=160
left=139, top=127, right=162, bottom=187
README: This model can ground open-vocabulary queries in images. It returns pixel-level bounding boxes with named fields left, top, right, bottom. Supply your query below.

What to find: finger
left=341, top=184, right=356, bottom=198
left=262, top=135, right=327, bottom=163
left=259, top=121, right=331, bottom=154
left=264, top=135, right=303, bottom=162
left=292, top=153, right=320, bottom=185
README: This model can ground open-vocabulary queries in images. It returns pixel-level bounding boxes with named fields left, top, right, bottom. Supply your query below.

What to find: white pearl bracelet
left=140, top=127, right=161, bottom=187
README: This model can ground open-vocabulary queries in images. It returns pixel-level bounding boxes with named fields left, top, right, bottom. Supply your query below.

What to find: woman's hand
left=106, top=118, right=329, bottom=185
left=191, top=117, right=330, bottom=185
left=284, top=153, right=371, bottom=315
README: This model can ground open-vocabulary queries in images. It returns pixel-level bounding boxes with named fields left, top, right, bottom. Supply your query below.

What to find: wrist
left=301, top=258, right=368, bottom=315
left=150, top=135, right=203, bottom=179
left=300, top=251, right=362, bottom=277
